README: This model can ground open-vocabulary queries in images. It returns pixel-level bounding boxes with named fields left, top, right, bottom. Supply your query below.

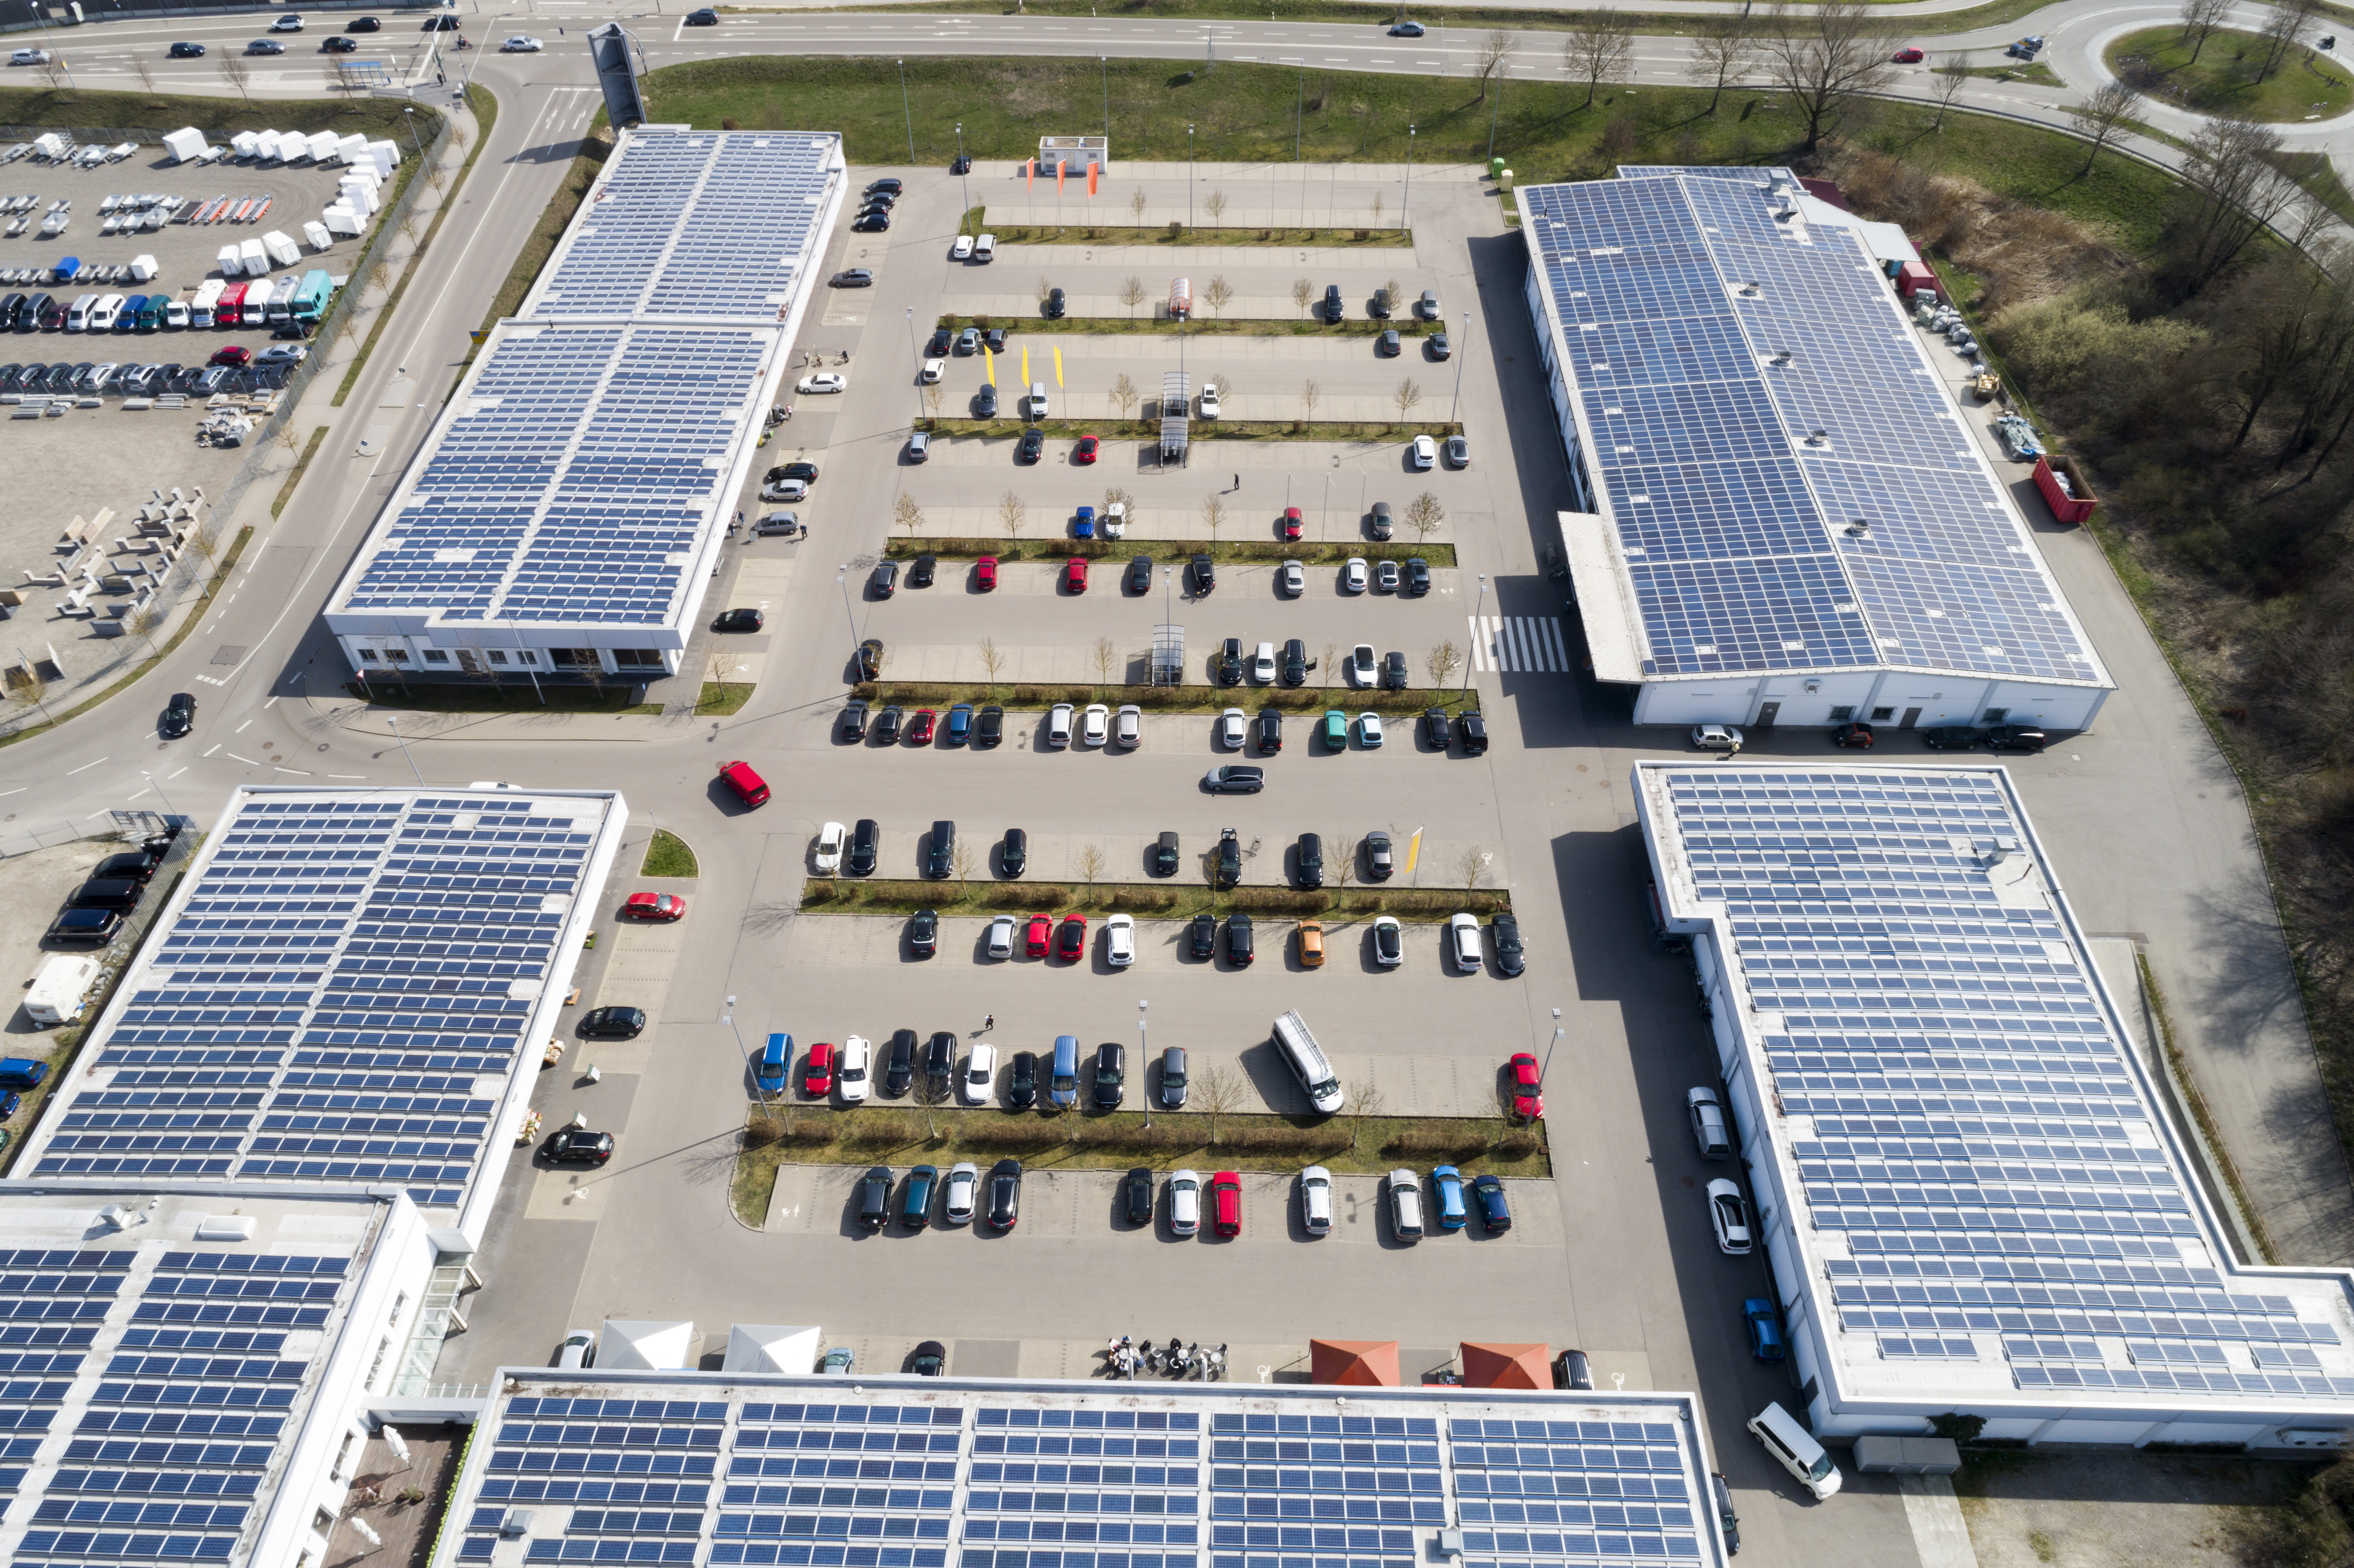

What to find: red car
left=1282, top=507, right=1303, bottom=541
left=1211, top=1171, right=1242, bottom=1236
left=1056, top=914, right=1087, bottom=962
left=208, top=345, right=252, bottom=368
left=802, top=1041, right=836, bottom=1097
left=1064, top=557, right=1088, bottom=594
left=720, top=759, right=769, bottom=807
left=977, top=555, right=998, bottom=591
left=623, top=892, right=686, bottom=921
left=1025, top=914, right=1053, bottom=958
left=909, top=708, right=937, bottom=744
left=1508, top=1052, right=1544, bottom=1122
left=1074, top=434, right=1100, bottom=464
left=1892, top=46, right=1924, bottom=61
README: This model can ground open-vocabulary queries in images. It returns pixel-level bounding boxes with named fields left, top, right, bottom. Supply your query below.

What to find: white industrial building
left=1521, top=169, right=2114, bottom=734
left=323, top=129, right=847, bottom=686
left=1636, top=762, right=2354, bottom=1447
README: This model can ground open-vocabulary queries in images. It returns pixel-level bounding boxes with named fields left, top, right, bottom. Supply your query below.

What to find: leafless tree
left=128, top=600, right=168, bottom=660
left=1093, top=636, right=1117, bottom=689
left=2174, top=118, right=2302, bottom=295
left=217, top=51, right=253, bottom=105
left=1103, top=484, right=1133, bottom=519
left=1392, top=377, right=1423, bottom=426
left=1205, top=190, right=1228, bottom=226
left=39, top=52, right=70, bottom=95
left=2178, top=0, right=2232, bottom=63
left=978, top=637, right=1006, bottom=692
left=1686, top=17, right=1756, bottom=113
left=1562, top=12, right=1635, bottom=109
left=131, top=56, right=159, bottom=97
left=7, top=661, right=52, bottom=728
left=1130, top=187, right=1149, bottom=224
left=1404, top=490, right=1445, bottom=542
left=1077, top=842, right=1107, bottom=898
left=953, top=836, right=975, bottom=893
left=1194, top=1062, right=1243, bottom=1142
left=1757, top=0, right=1894, bottom=152
left=1204, top=275, right=1234, bottom=317
left=1370, top=191, right=1386, bottom=228
left=1111, top=372, right=1139, bottom=420
left=1300, top=377, right=1321, bottom=429
left=1121, top=276, right=1146, bottom=317
left=179, top=518, right=223, bottom=597
left=1038, top=275, right=1056, bottom=305
left=1476, top=28, right=1516, bottom=98
left=2066, top=79, right=2143, bottom=174
left=1201, top=495, right=1227, bottom=541
left=1321, top=641, right=1338, bottom=690
left=923, top=384, right=943, bottom=423
left=913, top=1065, right=953, bottom=1139
left=1460, top=846, right=1491, bottom=893
left=1427, top=641, right=1463, bottom=688
left=1345, top=1075, right=1387, bottom=1145
left=1000, top=489, right=1027, bottom=541
left=1930, top=56, right=1971, bottom=130
left=2257, top=0, right=2326, bottom=82
left=894, top=492, right=924, bottom=539
left=1330, top=835, right=1358, bottom=892
left=1292, top=278, right=1314, bottom=317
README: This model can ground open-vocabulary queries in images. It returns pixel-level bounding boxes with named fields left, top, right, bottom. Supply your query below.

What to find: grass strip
left=696, top=681, right=756, bottom=716
left=802, top=877, right=1510, bottom=921
left=268, top=426, right=327, bottom=520
left=923, top=416, right=1457, bottom=441
left=757, top=0, right=2075, bottom=38
left=881, top=538, right=1457, bottom=567
left=2106, top=25, right=2353, bottom=123
left=642, top=830, right=700, bottom=879
left=332, top=83, right=496, bottom=408
left=337, top=681, right=662, bottom=715
left=850, top=681, right=1473, bottom=716
left=933, top=313, right=1430, bottom=337
left=971, top=222, right=1414, bottom=247
left=732, top=1108, right=1545, bottom=1226
left=0, top=83, right=440, bottom=140
left=2140, top=953, right=2278, bottom=1264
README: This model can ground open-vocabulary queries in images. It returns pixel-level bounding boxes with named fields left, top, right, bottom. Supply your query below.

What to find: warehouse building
left=1635, top=762, right=2354, bottom=1446
left=1521, top=169, right=2114, bottom=734
left=324, top=129, right=846, bottom=685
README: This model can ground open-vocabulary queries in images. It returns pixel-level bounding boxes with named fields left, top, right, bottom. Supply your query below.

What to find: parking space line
left=64, top=757, right=106, bottom=775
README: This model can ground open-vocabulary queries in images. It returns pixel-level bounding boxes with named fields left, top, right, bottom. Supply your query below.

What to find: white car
left=1115, top=704, right=1143, bottom=749
left=1217, top=707, right=1247, bottom=749
left=1358, top=711, right=1385, bottom=748
left=1342, top=557, right=1369, bottom=594
left=1388, top=1168, right=1426, bottom=1240
left=1448, top=912, right=1482, bottom=973
left=501, top=34, right=543, bottom=50
left=1372, top=915, right=1404, bottom=968
left=1198, top=382, right=1221, bottom=418
left=1410, top=434, right=1437, bottom=470
left=1102, top=502, right=1127, bottom=539
left=1300, top=1166, right=1333, bottom=1235
left=1046, top=703, right=1074, bottom=748
left=943, top=1161, right=979, bottom=1224
left=986, top=914, right=1016, bottom=960
left=1168, top=1169, right=1202, bottom=1235
left=761, top=478, right=808, bottom=502
left=1105, top=913, right=1136, bottom=967
left=814, top=821, right=846, bottom=874
left=1691, top=723, right=1744, bottom=752
left=1707, top=1178, right=1753, bottom=1254
left=1082, top=703, right=1110, bottom=746
left=920, top=358, right=945, bottom=384
left=1279, top=560, right=1304, bottom=597
left=270, top=12, right=303, bottom=28
left=1349, top=644, right=1376, bottom=685
left=1252, top=641, right=1276, bottom=683
left=797, top=372, right=847, bottom=394
left=951, top=234, right=975, bottom=261
left=9, top=48, right=50, bottom=65
left=837, top=1035, right=872, bottom=1104
left=962, top=1043, right=998, bottom=1104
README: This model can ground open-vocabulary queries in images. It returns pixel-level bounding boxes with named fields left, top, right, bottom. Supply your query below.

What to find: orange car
left=1298, top=920, right=1325, bottom=968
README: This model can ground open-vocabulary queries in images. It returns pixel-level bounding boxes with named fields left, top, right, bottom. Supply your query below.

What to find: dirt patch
left=1955, top=1449, right=2310, bottom=1568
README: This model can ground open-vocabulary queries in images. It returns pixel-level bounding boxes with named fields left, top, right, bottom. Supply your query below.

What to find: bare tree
left=2067, top=79, right=2143, bottom=175
left=1404, top=490, right=1445, bottom=543
left=131, top=55, right=159, bottom=97
left=978, top=637, right=1006, bottom=693
left=1427, top=640, right=1463, bottom=688
left=1038, top=275, right=1056, bottom=306
left=913, top=1062, right=953, bottom=1139
left=1321, top=641, right=1338, bottom=690
left=922, top=384, right=943, bottom=423
left=1194, top=1062, right=1243, bottom=1142
left=1111, top=372, right=1139, bottom=420
left=1204, top=275, right=1234, bottom=317
left=1370, top=191, right=1385, bottom=228
left=128, top=599, right=168, bottom=659
left=1292, top=277, right=1314, bottom=317
left=1475, top=27, right=1516, bottom=98
left=7, top=661, right=52, bottom=728
left=2257, top=0, right=2326, bottom=82
left=953, top=836, right=975, bottom=894
left=1392, top=377, right=1423, bottom=426
left=1093, top=635, right=1117, bottom=689
left=2179, top=0, right=2232, bottom=63
left=1686, top=16, right=1756, bottom=113
left=1929, top=56, right=1971, bottom=130
left=894, top=492, right=924, bottom=539
left=1562, top=12, right=1635, bottom=108
left=179, top=518, right=223, bottom=597
left=1345, top=1075, right=1388, bottom=1145
left=1205, top=190, right=1228, bottom=226
left=1000, top=489, right=1027, bottom=541
left=217, top=51, right=253, bottom=105
left=1121, top=276, right=1146, bottom=317
left=1330, top=834, right=1358, bottom=893
left=1077, top=842, right=1107, bottom=898
left=39, top=52, right=70, bottom=95
left=1300, top=377, right=1322, bottom=429
left=1103, top=484, right=1133, bottom=519
left=2174, top=118, right=2302, bottom=296
left=1758, top=1, right=1894, bottom=152
left=1130, top=187, right=1149, bottom=224
left=1201, top=495, right=1227, bottom=541
left=1460, top=846, right=1491, bottom=893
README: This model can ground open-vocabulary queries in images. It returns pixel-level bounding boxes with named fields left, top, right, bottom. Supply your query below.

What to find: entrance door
left=455, top=650, right=486, bottom=675
left=1754, top=702, right=1780, bottom=728
left=1900, top=707, right=1922, bottom=729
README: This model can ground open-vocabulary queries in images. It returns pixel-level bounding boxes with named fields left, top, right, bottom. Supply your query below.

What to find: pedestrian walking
left=1232, top=471, right=1240, bottom=491
left=984, top=1012, right=995, bottom=1032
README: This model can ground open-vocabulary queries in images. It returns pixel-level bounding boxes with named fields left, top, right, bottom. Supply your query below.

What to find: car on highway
left=1388, top=1169, right=1425, bottom=1240
left=271, top=12, right=304, bottom=28
left=1892, top=45, right=1924, bottom=61
left=1707, top=1178, right=1753, bottom=1254
left=801, top=1042, right=836, bottom=1097
left=159, top=691, right=196, bottom=738
left=1372, top=915, right=1404, bottom=968
left=1210, top=1171, right=1242, bottom=1236
left=1105, top=912, right=1136, bottom=968
left=349, top=16, right=381, bottom=29
left=624, top=892, right=686, bottom=922
left=542, top=1128, right=613, bottom=1166
left=1056, top=914, right=1087, bottom=963
left=579, top=1006, right=645, bottom=1039
left=1169, top=1169, right=1202, bottom=1234
left=944, top=1161, right=979, bottom=1224
left=168, top=41, right=206, bottom=56
left=963, top=1043, right=997, bottom=1103
left=500, top=34, right=542, bottom=50
left=798, top=372, right=847, bottom=394
left=1390, top=19, right=1425, bottom=34
left=1509, top=1052, right=1544, bottom=1121
left=1204, top=765, right=1264, bottom=793
left=987, top=1159, right=1023, bottom=1229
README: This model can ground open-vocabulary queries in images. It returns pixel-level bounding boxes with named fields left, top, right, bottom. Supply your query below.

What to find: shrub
left=844, top=1111, right=918, bottom=1145
left=801, top=882, right=836, bottom=905
left=1111, top=887, right=1178, bottom=911
left=1233, top=887, right=1332, bottom=915
left=1014, top=685, right=1043, bottom=704
left=1069, top=1122, right=1188, bottom=1150
left=1493, top=1130, right=1539, bottom=1158
left=1217, top=1122, right=1353, bottom=1152
left=780, top=1121, right=839, bottom=1146
left=743, top=1115, right=782, bottom=1148
left=972, top=1120, right=1069, bottom=1151
left=1381, top=1126, right=1496, bottom=1157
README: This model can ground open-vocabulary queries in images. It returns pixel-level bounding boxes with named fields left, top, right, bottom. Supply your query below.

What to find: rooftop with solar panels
left=1519, top=168, right=2114, bottom=732
left=1634, top=762, right=2354, bottom=1438
left=433, top=1375, right=1726, bottom=1568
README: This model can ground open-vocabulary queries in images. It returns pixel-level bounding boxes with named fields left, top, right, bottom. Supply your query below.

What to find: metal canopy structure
left=1160, top=370, right=1190, bottom=464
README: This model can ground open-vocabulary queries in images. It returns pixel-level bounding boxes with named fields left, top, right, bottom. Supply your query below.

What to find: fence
left=0, top=809, right=172, bottom=861
left=0, top=0, right=431, bottom=37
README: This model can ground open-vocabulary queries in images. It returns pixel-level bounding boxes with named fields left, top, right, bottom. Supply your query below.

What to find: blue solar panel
left=1522, top=175, right=2102, bottom=685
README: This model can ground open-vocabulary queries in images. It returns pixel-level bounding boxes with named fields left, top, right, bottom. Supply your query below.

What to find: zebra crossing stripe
left=1470, top=615, right=1570, bottom=674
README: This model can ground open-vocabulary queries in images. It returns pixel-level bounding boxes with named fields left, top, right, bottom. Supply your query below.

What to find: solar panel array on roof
left=1649, top=766, right=2354, bottom=1402
left=27, top=791, right=611, bottom=1211
left=1521, top=176, right=2100, bottom=685
left=532, top=132, right=839, bottom=321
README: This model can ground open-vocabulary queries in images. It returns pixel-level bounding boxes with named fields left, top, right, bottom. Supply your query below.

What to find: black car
left=951, top=154, right=973, bottom=174
left=713, top=607, right=763, bottom=632
left=1295, top=832, right=1323, bottom=889
left=872, top=560, right=899, bottom=599
left=1455, top=710, right=1488, bottom=755
left=977, top=704, right=1005, bottom=747
left=1126, top=554, right=1153, bottom=594
left=1710, top=1472, right=1741, bottom=1556
left=859, top=1166, right=893, bottom=1231
left=1000, top=827, right=1028, bottom=877
left=579, top=1006, right=646, bottom=1039
left=1255, top=709, right=1283, bottom=753
left=874, top=706, right=903, bottom=744
left=1557, top=1349, right=1595, bottom=1391
left=1190, top=554, right=1215, bottom=594
left=841, top=699, right=869, bottom=740
left=909, top=553, right=937, bottom=588
left=1124, top=1167, right=1155, bottom=1226
left=987, top=1158, right=1023, bottom=1230
left=321, top=35, right=358, bottom=52
left=856, top=638, right=884, bottom=680
left=1152, top=830, right=1180, bottom=877
left=867, top=177, right=903, bottom=196
left=1045, top=287, right=1066, bottom=319
left=1381, top=651, right=1408, bottom=691
left=1920, top=725, right=1979, bottom=750
left=46, top=907, right=120, bottom=945
left=1492, top=913, right=1525, bottom=976
left=1205, top=765, right=1264, bottom=793
left=168, top=40, right=206, bottom=55
left=349, top=14, right=380, bottom=28
left=1986, top=724, right=2049, bottom=752
left=847, top=819, right=880, bottom=876
left=925, top=820, right=955, bottom=878
left=1091, top=1042, right=1125, bottom=1110
left=1187, top=911, right=1217, bottom=961
left=925, top=1030, right=956, bottom=1089
left=543, top=1129, right=614, bottom=1165
left=927, top=327, right=953, bottom=356
left=1008, top=1051, right=1038, bottom=1108
left=974, top=383, right=998, bottom=417
left=1424, top=706, right=1453, bottom=749
left=911, top=1340, right=948, bottom=1376
left=1404, top=557, right=1430, bottom=596
left=909, top=908, right=938, bottom=958
left=159, top=691, right=196, bottom=738
left=93, top=850, right=160, bottom=884
left=1832, top=721, right=1876, bottom=748
left=852, top=213, right=890, bottom=233
left=1226, top=913, right=1255, bottom=966
left=1216, top=638, right=1243, bottom=687
left=1214, top=828, right=1241, bottom=890
left=1017, top=427, right=1045, bottom=463
left=863, top=191, right=898, bottom=210
left=1281, top=638, right=1307, bottom=686
left=1323, top=283, right=1343, bottom=321
left=684, top=6, right=718, bottom=21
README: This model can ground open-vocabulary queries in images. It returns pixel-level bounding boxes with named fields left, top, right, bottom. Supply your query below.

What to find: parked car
left=1448, top=912, right=1483, bottom=972
left=944, top=1162, right=979, bottom=1223
left=1169, top=1169, right=1202, bottom=1235
left=1388, top=1169, right=1425, bottom=1240
left=543, top=1129, right=614, bottom=1165
left=837, top=1035, right=873, bottom=1104
left=624, top=892, right=686, bottom=921
left=1372, top=915, right=1404, bottom=968
left=1744, top=1297, right=1787, bottom=1362
left=1225, top=913, right=1255, bottom=966
left=1204, top=765, right=1264, bottom=793
left=1471, top=1173, right=1511, bottom=1232
left=1091, top=1042, right=1126, bottom=1109
left=1105, top=913, right=1136, bottom=968
left=858, top=1166, right=892, bottom=1231
left=987, top=1158, right=1023, bottom=1229
left=1300, top=1166, right=1333, bottom=1234
left=1508, top=1052, right=1544, bottom=1121
left=1152, top=831, right=1181, bottom=877
left=1707, top=1178, right=1754, bottom=1254
left=579, top=1006, right=645, bottom=1039
left=963, top=1043, right=998, bottom=1104
left=901, top=1164, right=938, bottom=1229
left=1210, top=1171, right=1242, bottom=1236
left=800, top=1043, right=836, bottom=1097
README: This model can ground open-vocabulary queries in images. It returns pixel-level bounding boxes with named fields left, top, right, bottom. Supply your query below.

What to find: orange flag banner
left=1087, top=162, right=1100, bottom=196
left=1056, top=159, right=1067, bottom=193
left=1025, top=158, right=1035, bottom=189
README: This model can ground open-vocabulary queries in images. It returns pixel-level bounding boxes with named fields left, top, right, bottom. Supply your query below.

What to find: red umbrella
left=1310, top=1339, right=1401, bottom=1387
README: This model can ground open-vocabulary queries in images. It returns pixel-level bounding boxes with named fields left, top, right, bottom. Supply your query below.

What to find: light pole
left=837, top=566, right=861, bottom=671
left=403, top=105, right=424, bottom=165
left=1402, top=124, right=1415, bottom=232
left=1139, top=1000, right=1150, bottom=1127
left=386, top=715, right=425, bottom=784
left=1448, top=310, right=1471, bottom=426
left=1102, top=57, right=1110, bottom=145
left=956, top=122, right=971, bottom=216
left=138, top=770, right=180, bottom=824
left=1187, top=124, right=1195, bottom=232
left=906, top=306, right=924, bottom=425
left=1463, top=573, right=1488, bottom=702
left=1540, top=1008, right=1563, bottom=1090
left=1488, top=63, right=1504, bottom=163
left=1295, top=67, right=1304, bottom=162
left=724, top=994, right=781, bottom=1120
left=897, top=60, right=915, bottom=163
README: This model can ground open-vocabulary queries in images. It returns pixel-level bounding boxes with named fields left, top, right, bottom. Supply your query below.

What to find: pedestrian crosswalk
left=1470, top=615, right=1572, bottom=674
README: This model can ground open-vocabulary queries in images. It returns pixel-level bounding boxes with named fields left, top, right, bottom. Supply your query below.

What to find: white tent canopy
left=598, top=1319, right=696, bottom=1370
left=723, top=1324, right=822, bottom=1374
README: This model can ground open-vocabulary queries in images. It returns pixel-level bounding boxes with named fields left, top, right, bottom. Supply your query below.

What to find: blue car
left=1430, top=1165, right=1468, bottom=1231
left=902, top=1164, right=939, bottom=1229
left=0, top=1091, right=19, bottom=1121
left=1743, top=1297, right=1787, bottom=1361
left=1390, top=19, right=1425, bottom=33
left=1074, top=505, right=1096, bottom=539
left=1472, top=1173, right=1511, bottom=1232
left=946, top=703, right=975, bottom=745
left=755, top=1032, right=792, bottom=1094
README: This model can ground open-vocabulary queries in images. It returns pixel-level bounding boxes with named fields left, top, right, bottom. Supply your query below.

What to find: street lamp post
left=1102, top=56, right=1110, bottom=144
left=138, top=770, right=180, bottom=825
left=724, top=995, right=781, bottom=1120
left=1448, top=310, right=1471, bottom=426
left=1462, top=573, right=1488, bottom=703
left=837, top=566, right=861, bottom=669
left=906, top=306, right=924, bottom=425
left=1139, top=1000, right=1150, bottom=1127
left=386, top=715, right=425, bottom=784
left=1187, top=124, right=1195, bottom=231
left=1540, top=1008, right=1563, bottom=1088
left=898, top=60, right=916, bottom=163
left=402, top=105, right=424, bottom=165
left=1402, top=124, right=1415, bottom=232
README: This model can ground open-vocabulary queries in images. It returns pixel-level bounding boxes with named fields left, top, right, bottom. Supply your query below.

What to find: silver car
left=1218, top=706, right=1247, bottom=749
left=943, top=1161, right=979, bottom=1225
left=1388, top=1169, right=1425, bottom=1240
left=1300, top=1165, right=1333, bottom=1235
left=987, top=914, right=1015, bottom=959
left=1046, top=703, right=1074, bottom=748
left=1279, top=559, right=1304, bottom=597
left=1168, top=1169, right=1202, bottom=1235
left=1342, top=557, right=1369, bottom=594
left=1115, top=703, right=1143, bottom=749
left=1448, top=912, right=1483, bottom=973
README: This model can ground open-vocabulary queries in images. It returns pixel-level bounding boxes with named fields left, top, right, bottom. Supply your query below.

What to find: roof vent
left=1806, top=429, right=1828, bottom=447
left=1844, top=518, right=1871, bottom=537
left=1978, top=837, right=2021, bottom=867
left=501, top=1509, right=535, bottom=1538
left=1738, top=281, right=1761, bottom=297
left=1435, top=1531, right=1467, bottom=1560
left=1769, top=350, right=1793, bottom=368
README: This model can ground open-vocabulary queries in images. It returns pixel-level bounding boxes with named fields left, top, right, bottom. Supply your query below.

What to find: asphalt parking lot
left=935, top=251, right=1447, bottom=325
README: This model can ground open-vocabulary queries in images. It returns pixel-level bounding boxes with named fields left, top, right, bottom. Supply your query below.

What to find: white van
left=87, top=292, right=124, bottom=330
left=973, top=233, right=996, bottom=263
left=1027, top=381, right=1049, bottom=418
left=64, top=292, right=97, bottom=331
left=1747, top=1403, right=1843, bottom=1500
left=1272, top=1010, right=1344, bottom=1115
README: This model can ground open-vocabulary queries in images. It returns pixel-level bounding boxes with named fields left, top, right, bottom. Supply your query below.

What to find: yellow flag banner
left=1052, top=345, right=1065, bottom=388
left=1404, top=827, right=1425, bottom=878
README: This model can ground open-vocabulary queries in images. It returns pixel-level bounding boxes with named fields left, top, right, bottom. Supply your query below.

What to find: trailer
left=161, top=126, right=206, bottom=164
left=23, top=953, right=99, bottom=1026
left=260, top=229, right=300, bottom=268
left=2032, top=453, right=2098, bottom=524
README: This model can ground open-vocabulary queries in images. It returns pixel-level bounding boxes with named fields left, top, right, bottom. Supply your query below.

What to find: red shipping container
left=1896, top=261, right=1940, bottom=300
left=2032, top=454, right=2098, bottom=523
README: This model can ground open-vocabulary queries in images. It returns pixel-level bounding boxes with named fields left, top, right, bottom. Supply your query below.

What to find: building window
left=612, top=648, right=664, bottom=670
left=420, top=649, right=451, bottom=665
left=383, top=647, right=411, bottom=663
left=357, top=648, right=380, bottom=663
left=487, top=650, right=509, bottom=666
left=1870, top=707, right=1893, bottom=722
left=1828, top=705, right=1855, bottom=722
left=1982, top=707, right=2008, bottom=723
left=550, top=648, right=596, bottom=669
left=367, top=1335, right=390, bottom=1389
left=389, top=1291, right=408, bottom=1327
left=518, top=650, right=540, bottom=666
left=314, top=1507, right=336, bottom=1535
left=334, top=1431, right=357, bottom=1480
